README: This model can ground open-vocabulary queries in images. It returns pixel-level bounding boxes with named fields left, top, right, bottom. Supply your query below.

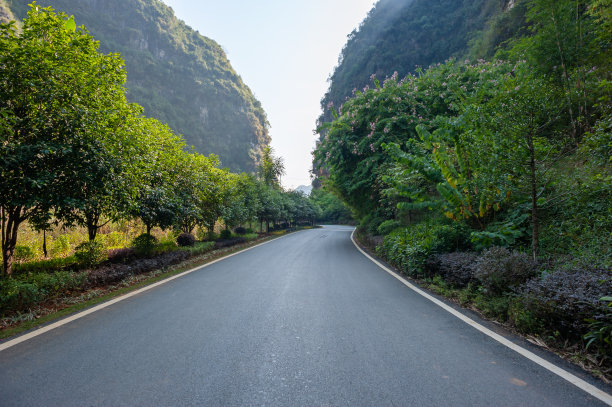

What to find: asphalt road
left=1, top=225, right=610, bottom=406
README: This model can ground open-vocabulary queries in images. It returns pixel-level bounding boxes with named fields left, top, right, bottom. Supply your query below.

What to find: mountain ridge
left=6, top=0, right=269, bottom=172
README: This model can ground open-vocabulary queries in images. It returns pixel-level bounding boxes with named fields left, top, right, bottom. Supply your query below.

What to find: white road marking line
left=0, top=234, right=290, bottom=352
left=350, top=229, right=612, bottom=406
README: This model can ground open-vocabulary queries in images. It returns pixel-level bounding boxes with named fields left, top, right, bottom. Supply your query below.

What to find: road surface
left=1, top=225, right=610, bottom=406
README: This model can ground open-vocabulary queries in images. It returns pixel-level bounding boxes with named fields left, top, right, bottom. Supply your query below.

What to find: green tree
left=129, top=115, right=186, bottom=235
left=258, top=146, right=285, bottom=189
left=0, top=5, right=129, bottom=275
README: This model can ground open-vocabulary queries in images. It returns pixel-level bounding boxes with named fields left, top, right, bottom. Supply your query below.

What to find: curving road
left=1, top=225, right=610, bottom=406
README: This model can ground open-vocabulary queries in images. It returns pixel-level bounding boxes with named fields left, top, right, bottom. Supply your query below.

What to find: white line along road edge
left=350, top=229, right=612, bottom=406
left=0, top=233, right=292, bottom=353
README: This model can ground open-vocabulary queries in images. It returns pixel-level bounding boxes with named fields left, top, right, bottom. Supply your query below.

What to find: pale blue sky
left=162, top=0, right=377, bottom=188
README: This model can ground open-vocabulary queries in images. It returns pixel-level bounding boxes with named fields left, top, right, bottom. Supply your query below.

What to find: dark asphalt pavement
left=1, top=225, right=610, bottom=406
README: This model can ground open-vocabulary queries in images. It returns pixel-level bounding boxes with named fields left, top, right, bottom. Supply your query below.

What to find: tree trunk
left=1, top=206, right=23, bottom=277
left=146, top=223, right=152, bottom=236
left=42, top=230, right=48, bottom=258
left=551, top=8, right=578, bottom=145
left=527, top=134, right=539, bottom=261
left=86, top=211, right=100, bottom=241
left=88, top=225, right=97, bottom=241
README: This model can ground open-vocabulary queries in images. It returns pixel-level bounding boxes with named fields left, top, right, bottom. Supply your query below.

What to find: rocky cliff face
left=7, top=0, right=269, bottom=172
left=0, top=0, right=17, bottom=24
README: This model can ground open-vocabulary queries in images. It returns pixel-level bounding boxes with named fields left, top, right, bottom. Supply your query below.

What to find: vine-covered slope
left=319, top=0, right=512, bottom=124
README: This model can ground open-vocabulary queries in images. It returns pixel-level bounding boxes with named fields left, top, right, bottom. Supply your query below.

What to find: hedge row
left=373, top=223, right=612, bottom=359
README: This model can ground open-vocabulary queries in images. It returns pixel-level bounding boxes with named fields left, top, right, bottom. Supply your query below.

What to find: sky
left=161, top=0, right=378, bottom=189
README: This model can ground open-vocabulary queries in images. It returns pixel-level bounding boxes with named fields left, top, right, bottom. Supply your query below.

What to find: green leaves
left=63, top=15, right=75, bottom=32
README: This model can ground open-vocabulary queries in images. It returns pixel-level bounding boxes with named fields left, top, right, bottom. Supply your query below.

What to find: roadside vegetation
left=0, top=5, right=322, bottom=331
left=314, top=0, right=611, bottom=379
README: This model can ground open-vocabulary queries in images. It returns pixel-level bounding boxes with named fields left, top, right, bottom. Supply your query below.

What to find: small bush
left=14, top=245, right=36, bottom=262
left=377, top=220, right=400, bottom=235
left=219, top=229, right=232, bottom=240
left=74, top=241, right=107, bottom=268
left=474, top=246, right=538, bottom=295
left=234, top=227, right=247, bottom=235
left=245, top=228, right=254, bottom=234
left=50, top=235, right=71, bottom=257
left=104, top=231, right=127, bottom=248
left=176, top=233, right=196, bottom=247
left=214, top=237, right=247, bottom=249
left=88, top=250, right=190, bottom=287
left=377, top=222, right=472, bottom=278
left=584, top=297, right=612, bottom=361
left=179, top=241, right=215, bottom=256
left=28, top=271, right=87, bottom=295
left=107, top=248, right=137, bottom=263
left=154, top=240, right=178, bottom=255
left=132, top=234, right=158, bottom=257
left=425, top=252, right=478, bottom=288
left=87, top=264, right=132, bottom=287
left=0, top=271, right=87, bottom=315
left=514, top=268, right=612, bottom=338
left=0, top=279, right=40, bottom=315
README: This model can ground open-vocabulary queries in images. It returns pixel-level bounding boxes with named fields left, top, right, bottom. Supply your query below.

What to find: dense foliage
left=6, top=0, right=270, bottom=172
left=315, top=0, right=611, bottom=366
left=318, top=0, right=506, bottom=125
left=0, top=5, right=318, bottom=277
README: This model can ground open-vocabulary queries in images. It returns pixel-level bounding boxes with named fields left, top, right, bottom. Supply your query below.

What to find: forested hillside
left=314, top=0, right=611, bottom=376
left=6, top=0, right=269, bottom=172
left=319, top=0, right=513, bottom=124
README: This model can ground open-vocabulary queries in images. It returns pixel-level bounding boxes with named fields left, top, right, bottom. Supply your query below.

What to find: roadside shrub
left=378, top=222, right=472, bottom=278
left=132, top=233, right=158, bottom=257
left=88, top=250, right=190, bottom=287
left=234, top=227, right=247, bottom=235
left=14, top=245, right=36, bottom=262
left=219, top=229, right=232, bottom=240
left=179, top=241, right=215, bottom=256
left=176, top=233, right=196, bottom=247
left=360, top=214, right=387, bottom=236
left=107, top=248, right=137, bottom=263
left=0, top=279, right=40, bottom=315
left=13, top=257, right=77, bottom=274
left=214, top=237, right=247, bottom=249
left=28, top=271, right=87, bottom=295
left=584, top=297, right=612, bottom=361
left=425, top=252, right=478, bottom=288
left=513, top=268, right=612, bottom=339
left=474, top=247, right=538, bottom=295
left=87, top=264, right=132, bottom=286
left=0, top=271, right=87, bottom=315
left=377, top=220, right=400, bottom=236
left=74, top=241, right=107, bottom=268
left=245, top=228, right=254, bottom=234
left=154, top=240, right=178, bottom=255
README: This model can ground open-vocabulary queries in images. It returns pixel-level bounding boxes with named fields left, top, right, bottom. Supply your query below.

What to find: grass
left=0, top=231, right=291, bottom=340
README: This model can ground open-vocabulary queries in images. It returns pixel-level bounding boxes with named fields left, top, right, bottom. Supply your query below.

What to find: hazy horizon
left=161, top=0, right=378, bottom=189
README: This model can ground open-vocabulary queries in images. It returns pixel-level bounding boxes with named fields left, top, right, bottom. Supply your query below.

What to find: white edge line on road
left=0, top=233, right=291, bottom=353
left=350, top=229, right=612, bottom=406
